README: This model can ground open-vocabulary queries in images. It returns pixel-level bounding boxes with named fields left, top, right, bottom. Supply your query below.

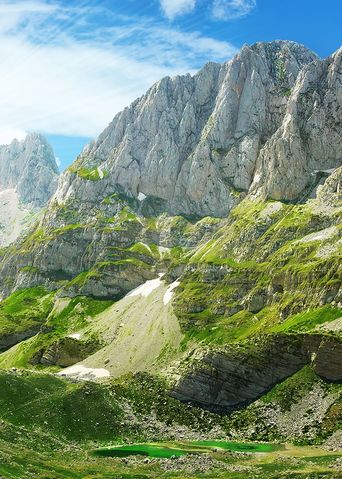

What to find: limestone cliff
left=53, top=41, right=340, bottom=218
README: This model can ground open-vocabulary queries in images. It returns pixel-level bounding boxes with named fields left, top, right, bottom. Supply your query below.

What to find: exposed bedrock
left=172, top=334, right=342, bottom=412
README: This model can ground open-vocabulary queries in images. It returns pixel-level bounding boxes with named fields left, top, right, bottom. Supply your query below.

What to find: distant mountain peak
left=0, top=133, right=59, bottom=207
left=0, top=133, right=59, bottom=246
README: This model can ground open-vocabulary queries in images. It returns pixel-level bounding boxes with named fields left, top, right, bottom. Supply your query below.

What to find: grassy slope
left=0, top=280, right=183, bottom=376
left=80, top=281, right=183, bottom=376
left=0, top=288, right=54, bottom=337
left=0, top=193, right=341, bottom=477
left=173, top=198, right=341, bottom=344
left=0, top=296, right=113, bottom=369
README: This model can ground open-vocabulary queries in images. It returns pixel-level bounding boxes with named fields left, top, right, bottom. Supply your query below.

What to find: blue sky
left=1, top=0, right=341, bottom=170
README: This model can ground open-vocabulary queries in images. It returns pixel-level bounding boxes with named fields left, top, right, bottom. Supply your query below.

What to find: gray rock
left=0, top=132, right=59, bottom=207
left=55, top=40, right=335, bottom=218
left=0, top=133, right=59, bottom=246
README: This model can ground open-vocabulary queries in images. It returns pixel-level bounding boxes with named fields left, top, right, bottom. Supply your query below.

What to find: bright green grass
left=0, top=371, right=124, bottom=441
left=68, top=162, right=108, bottom=181
left=0, top=296, right=113, bottom=368
left=0, top=288, right=54, bottom=337
left=271, top=306, right=342, bottom=333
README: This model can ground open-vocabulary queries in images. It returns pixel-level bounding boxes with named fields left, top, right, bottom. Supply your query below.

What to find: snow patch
left=163, top=280, right=180, bottom=305
left=58, top=365, right=110, bottom=380
left=127, top=274, right=164, bottom=298
left=138, top=192, right=146, bottom=201
left=68, top=333, right=81, bottom=340
left=97, top=167, right=104, bottom=179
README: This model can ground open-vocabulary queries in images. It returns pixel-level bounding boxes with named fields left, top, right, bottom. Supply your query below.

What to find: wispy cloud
left=212, top=0, right=256, bottom=20
left=0, top=0, right=238, bottom=144
left=160, top=0, right=196, bottom=20
left=0, top=0, right=56, bottom=32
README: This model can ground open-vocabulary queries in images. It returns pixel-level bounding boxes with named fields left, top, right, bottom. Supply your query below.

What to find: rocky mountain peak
left=0, top=133, right=59, bottom=207
left=54, top=40, right=341, bottom=219
left=0, top=133, right=59, bottom=246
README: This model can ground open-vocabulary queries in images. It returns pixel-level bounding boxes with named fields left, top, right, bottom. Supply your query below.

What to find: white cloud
left=0, top=128, right=27, bottom=145
left=160, top=0, right=196, bottom=20
left=0, top=1, right=238, bottom=142
left=212, top=0, right=256, bottom=20
left=0, top=1, right=56, bottom=33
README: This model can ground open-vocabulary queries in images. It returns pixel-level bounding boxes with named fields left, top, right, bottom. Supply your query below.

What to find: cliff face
left=252, top=46, right=342, bottom=201
left=53, top=41, right=340, bottom=218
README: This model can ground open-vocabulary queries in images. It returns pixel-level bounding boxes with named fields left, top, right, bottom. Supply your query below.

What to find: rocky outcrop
left=31, top=337, right=100, bottom=368
left=311, top=336, right=342, bottom=381
left=172, top=334, right=342, bottom=412
left=0, top=189, right=32, bottom=247
left=171, top=335, right=309, bottom=412
left=0, top=326, right=42, bottom=353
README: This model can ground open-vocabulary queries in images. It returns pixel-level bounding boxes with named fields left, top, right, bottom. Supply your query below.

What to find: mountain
left=55, top=40, right=340, bottom=217
left=0, top=133, right=59, bottom=246
left=0, top=41, right=341, bottom=477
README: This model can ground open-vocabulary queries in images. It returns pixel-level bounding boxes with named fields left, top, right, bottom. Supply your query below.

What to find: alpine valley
left=0, top=40, right=341, bottom=479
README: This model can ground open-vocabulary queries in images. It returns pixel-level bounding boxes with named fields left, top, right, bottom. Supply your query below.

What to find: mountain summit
left=0, top=133, right=59, bottom=207
left=0, top=133, right=59, bottom=246
left=56, top=40, right=340, bottom=217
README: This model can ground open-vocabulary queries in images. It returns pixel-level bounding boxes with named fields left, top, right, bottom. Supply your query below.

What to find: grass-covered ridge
left=0, top=370, right=221, bottom=441
left=173, top=198, right=341, bottom=338
left=0, top=369, right=341, bottom=478
left=271, top=306, right=342, bottom=334
left=0, top=295, right=114, bottom=369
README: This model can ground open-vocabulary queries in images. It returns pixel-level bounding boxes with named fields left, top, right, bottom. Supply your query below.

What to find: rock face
left=0, top=41, right=341, bottom=300
left=0, top=189, right=32, bottom=247
left=172, top=335, right=309, bottom=411
left=55, top=41, right=340, bottom=217
left=252, top=46, right=342, bottom=201
left=0, top=133, right=59, bottom=207
left=0, top=133, right=59, bottom=246
left=172, top=335, right=342, bottom=412
left=31, top=337, right=99, bottom=368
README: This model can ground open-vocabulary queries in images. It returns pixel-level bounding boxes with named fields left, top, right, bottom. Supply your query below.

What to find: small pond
left=93, top=440, right=281, bottom=459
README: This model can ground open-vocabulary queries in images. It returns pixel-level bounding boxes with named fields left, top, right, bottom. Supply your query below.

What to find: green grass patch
left=0, top=288, right=54, bottom=338
left=271, top=306, right=342, bottom=333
